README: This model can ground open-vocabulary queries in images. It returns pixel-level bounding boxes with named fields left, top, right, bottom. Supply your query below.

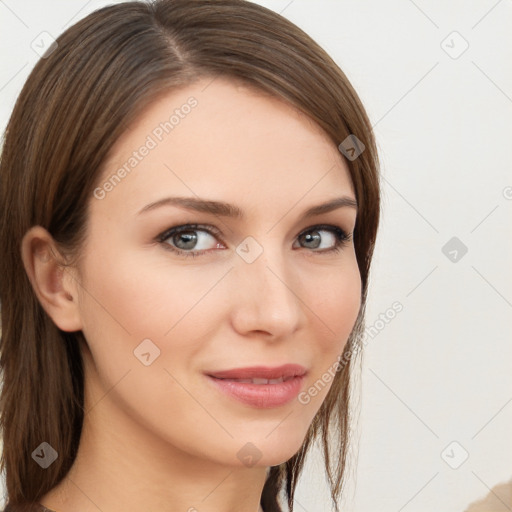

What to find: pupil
left=175, top=231, right=197, bottom=249
left=302, top=232, right=320, bottom=248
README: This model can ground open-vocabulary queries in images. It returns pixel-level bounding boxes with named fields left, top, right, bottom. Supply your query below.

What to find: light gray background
left=1, top=1, right=511, bottom=511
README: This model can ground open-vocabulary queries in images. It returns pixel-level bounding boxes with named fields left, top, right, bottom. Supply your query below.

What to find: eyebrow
left=137, top=195, right=358, bottom=219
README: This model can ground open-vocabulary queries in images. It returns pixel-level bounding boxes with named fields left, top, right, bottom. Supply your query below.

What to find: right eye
left=156, top=223, right=226, bottom=258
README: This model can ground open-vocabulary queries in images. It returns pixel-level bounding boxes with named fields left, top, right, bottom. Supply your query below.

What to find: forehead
left=93, top=77, right=354, bottom=218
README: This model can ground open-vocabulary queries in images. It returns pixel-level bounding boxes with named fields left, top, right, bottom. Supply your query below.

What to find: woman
left=0, top=1, right=380, bottom=511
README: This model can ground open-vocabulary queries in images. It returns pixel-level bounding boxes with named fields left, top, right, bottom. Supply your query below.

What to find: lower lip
left=206, top=375, right=305, bottom=408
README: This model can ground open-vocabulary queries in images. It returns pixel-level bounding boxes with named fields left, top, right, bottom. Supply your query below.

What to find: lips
left=206, top=364, right=307, bottom=408
left=206, top=364, right=307, bottom=382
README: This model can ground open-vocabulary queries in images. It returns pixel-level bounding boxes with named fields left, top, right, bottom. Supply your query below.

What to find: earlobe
left=20, top=226, right=83, bottom=332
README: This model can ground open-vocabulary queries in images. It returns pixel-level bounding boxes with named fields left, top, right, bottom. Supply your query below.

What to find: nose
left=229, top=244, right=305, bottom=340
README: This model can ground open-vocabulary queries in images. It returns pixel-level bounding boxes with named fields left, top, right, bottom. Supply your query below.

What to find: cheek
left=293, top=263, right=360, bottom=417
left=307, top=259, right=362, bottom=356
left=79, top=246, right=223, bottom=339
left=75, top=249, right=218, bottom=440
left=76, top=246, right=231, bottom=396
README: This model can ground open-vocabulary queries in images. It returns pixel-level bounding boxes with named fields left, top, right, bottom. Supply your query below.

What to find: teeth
left=253, top=378, right=270, bottom=384
left=226, top=377, right=286, bottom=384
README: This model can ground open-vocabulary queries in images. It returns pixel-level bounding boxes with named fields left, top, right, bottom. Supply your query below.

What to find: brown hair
left=0, top=1, right=380, bottom=510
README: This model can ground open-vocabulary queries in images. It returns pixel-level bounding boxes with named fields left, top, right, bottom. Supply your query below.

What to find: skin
left=22, top=76, right=361, bottom=512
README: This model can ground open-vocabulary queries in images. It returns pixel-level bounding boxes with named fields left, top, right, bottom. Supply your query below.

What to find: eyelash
left=156, top=223, right=352, bottom=259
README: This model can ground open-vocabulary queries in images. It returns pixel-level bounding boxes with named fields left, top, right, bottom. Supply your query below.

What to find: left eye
left=157, top=223, right=351, bottom=258
left=159, top=225, right=223, bottom=253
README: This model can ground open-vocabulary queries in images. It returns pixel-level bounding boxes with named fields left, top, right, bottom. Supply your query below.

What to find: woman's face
left=74, top=77, right=361, bottom=468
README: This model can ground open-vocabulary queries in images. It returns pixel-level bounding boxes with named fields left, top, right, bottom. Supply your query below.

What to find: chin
left=227, top=423, right=309, bottom=468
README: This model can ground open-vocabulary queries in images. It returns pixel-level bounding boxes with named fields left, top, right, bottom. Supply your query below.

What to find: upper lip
left=206, top=364, right=307, bottom=380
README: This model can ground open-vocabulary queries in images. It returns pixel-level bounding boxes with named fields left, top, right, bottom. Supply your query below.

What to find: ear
left=20, top=225, right=83, bottom=332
